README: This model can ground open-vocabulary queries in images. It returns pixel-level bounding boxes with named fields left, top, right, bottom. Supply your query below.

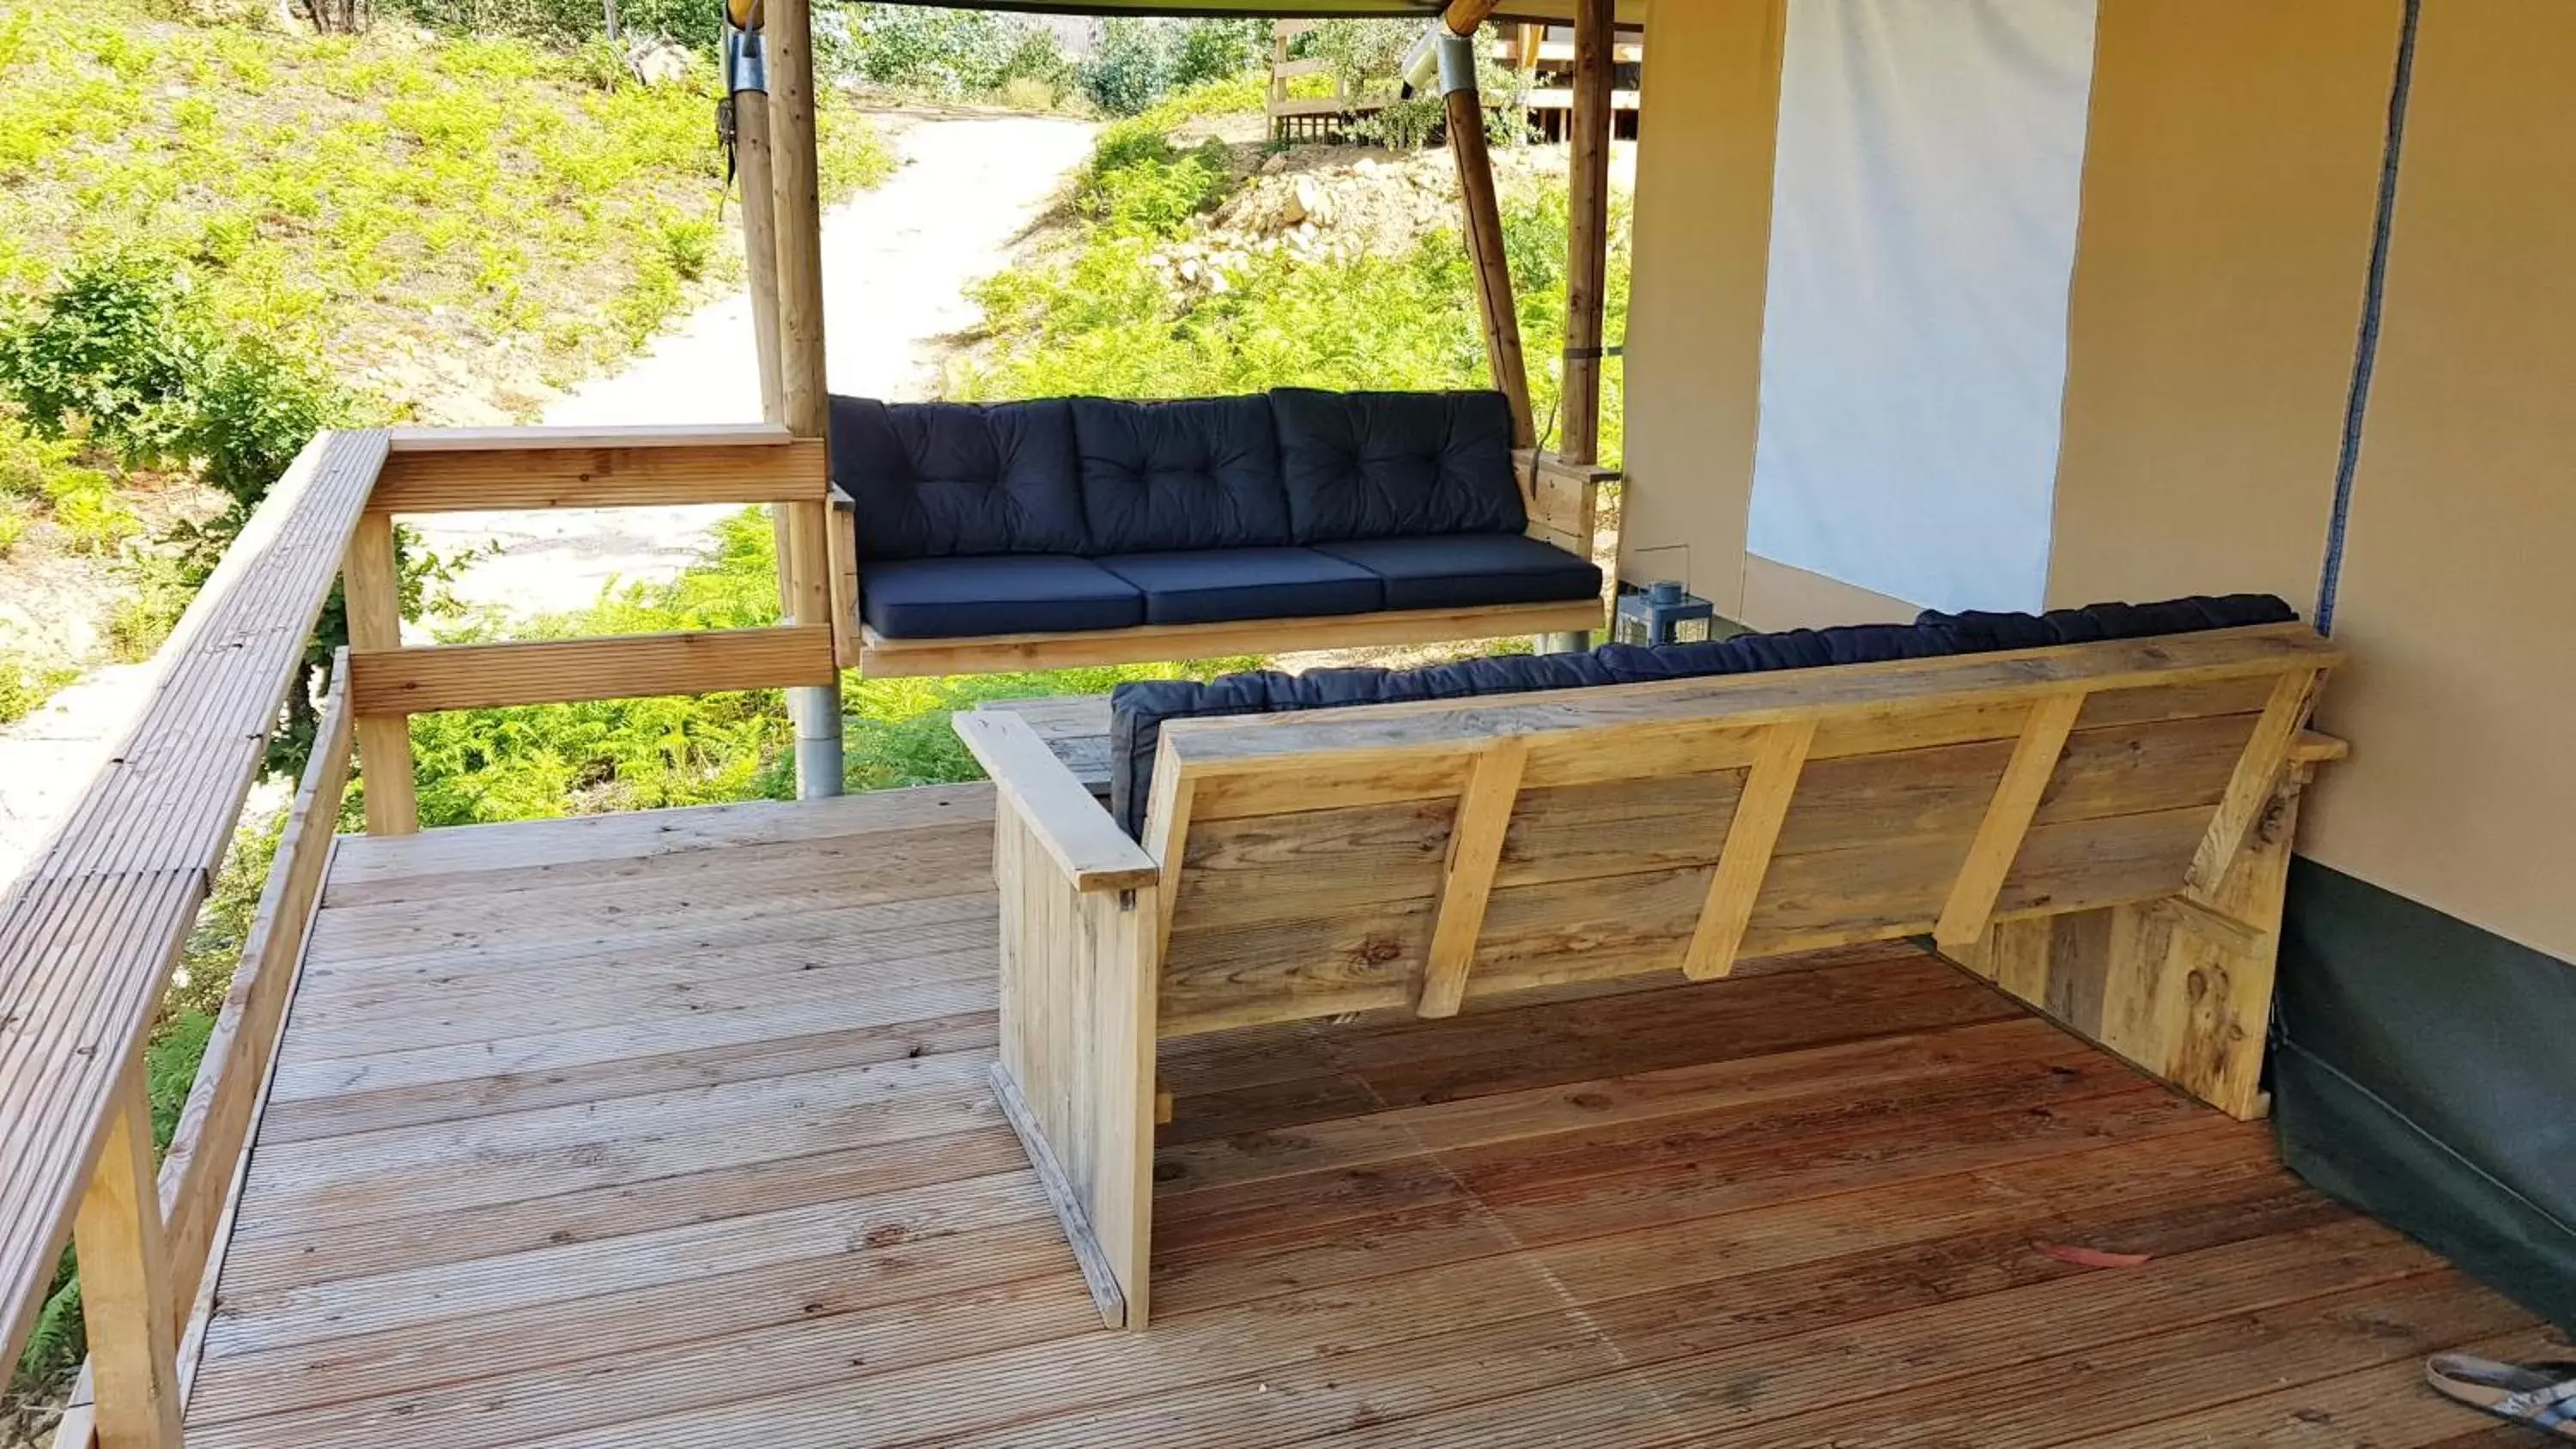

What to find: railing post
left=768, top=0, right=845, bottom=800
left=76, top=1064, right=185, bottom=1448
left=343, top=511, right=418, bottom=834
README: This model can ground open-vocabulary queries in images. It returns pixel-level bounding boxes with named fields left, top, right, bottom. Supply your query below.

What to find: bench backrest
left=1142, top=623, right=2340, bottom=1036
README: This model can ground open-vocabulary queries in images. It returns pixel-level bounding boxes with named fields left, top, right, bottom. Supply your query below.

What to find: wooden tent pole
left=736, top=94, right=786, bottom=425
left=1436, top=2, right=1534, bottom=448
left=1561, top=0, right=1614, bottom=465
left=763, top=0, right=842, bottom=798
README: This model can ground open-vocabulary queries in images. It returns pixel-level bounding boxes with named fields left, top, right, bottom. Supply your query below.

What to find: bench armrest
left=1515, top=448, right=1615, bottom=561
left=827, top=482, right=860, bottom=669
left=954, top=709, right=1161, bottom=894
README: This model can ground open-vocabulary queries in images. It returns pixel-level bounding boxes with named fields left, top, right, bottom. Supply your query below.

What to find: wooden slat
left=157, top=654, right=353, bottom=1313
left=383, top=423, right=792, bottom=452
left=1681, top=720, right=1814, bottom=979
left=1416, top=737, right=1529, bottom=1017
left=73, top=1067, right=184, bottom=1448
left=2187, top=667, right=2321, bottom=894
left=345, top=624, right=836, bottom=715
left=1162, top=626, right=2338, bottom=776
left=856, top=598, right=1601, bottom=678
left=0, top=428, right=384, bottom=1373
left=952, top=711, right=1158, bottom=892
left=1934, top=690, right=2086, bottom=948
left=369, top=438, right=825, bottom=512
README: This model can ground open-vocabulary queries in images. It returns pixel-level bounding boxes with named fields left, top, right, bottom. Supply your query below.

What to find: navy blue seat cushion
left=860, top=555, right=1141, bottom=640
left=1272, top=387, right=1527, bottom=543
left=1105, top=593, right=2301, bottom=838
left=829, top=396, right=1088, bottom=561
left=1072, top=397, right=1290, bottom=553
left=1315, top=532, right=1603, bottom=611
left=1097, top=548, right=1382, bottom=627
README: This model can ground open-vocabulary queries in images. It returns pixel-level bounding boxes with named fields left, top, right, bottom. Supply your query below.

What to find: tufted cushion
left=829, top=395, right=1088, bottom=561
left=1105, top=593, right=2303, bottom=838
left=1097, top=548, right=1381, bottom=626
left=860, top=555, right=1141, bottom=639
left=1072, top=397, right=1290, bottom=553
left=1272, top=387, right=1527, bottom=543
left=1316, top=533, right=1602, bottom=611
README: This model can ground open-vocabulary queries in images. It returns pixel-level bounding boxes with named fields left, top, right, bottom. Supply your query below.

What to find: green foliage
left=1078, top=17, right=1267, bottom=118
left=964, top=112, right=1628, bottom=465
left=1078, top=121, right=1235, bottom=239
left=1299, top=19, right=1525, bottom=148
left=0, top=651, right=77, bottom=724
left=0, top=253, right=202, bottom=452
left=846, top=4, right=1073, bottom=103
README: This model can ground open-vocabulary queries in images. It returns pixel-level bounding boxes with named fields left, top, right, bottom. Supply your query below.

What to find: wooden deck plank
left=184, top=782, right=2523, bottom=1449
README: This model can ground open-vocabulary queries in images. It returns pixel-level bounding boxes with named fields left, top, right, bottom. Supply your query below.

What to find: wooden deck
left=179, top=783, right=2548, bottom=1448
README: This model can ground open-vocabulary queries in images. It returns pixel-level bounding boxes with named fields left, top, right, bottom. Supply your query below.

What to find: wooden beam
left=826, top=484, right=860, bottom=668
left=2187, top=668, right=2321, bottom=895
left=343, top=509, right=416, bottom=837
left=1559, top=0, right=1615, bottom=464
left=857, top=597, right=1602, bottom=678
left=346, top=625, right=836, bottom=716
left=368, top=438, right=825, bottom=513
left=1142, top=736, right=1198, bottom=965
left=953, top=711, right=1161, bottom=893
left=0, top=429, right=383, bottom=1381
left=1416, top=736, right=1530, bottom=1017
left=733, top=88, right=787, bottom=426
left=156, top=653, right=351, bottom=1319
left=1441, top=0, right=1502, bottom=35
left=73, top=1068, right=183, bottom=1449
left=1682, top=718, right=1815, bottom=979
left=382, top=423, right=792, bottom=452
left=1933, top=691, right=2086, bottom=949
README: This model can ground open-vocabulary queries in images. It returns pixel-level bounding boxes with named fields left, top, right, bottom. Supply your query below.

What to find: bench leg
left=1534, top=630, right=1591, bottom=655
left=990, top=797, right=1160, bottom=1328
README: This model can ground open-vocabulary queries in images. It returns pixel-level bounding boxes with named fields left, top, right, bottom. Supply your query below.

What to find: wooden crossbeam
left=370, top=438, right=826, bottom=513
left=1417, top=737, right=1531, bottom=1017
left=1934, top=691, right=2087, bottom=949
left=346, top=625, right=836, bottom=716
left=1682, top=719, right=1815, bottom=980
left=2187, top=669, right=2321, bottom=895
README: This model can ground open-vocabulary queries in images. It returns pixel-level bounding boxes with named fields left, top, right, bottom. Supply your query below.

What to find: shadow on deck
left=183, top=785, right=2541, bottom=1448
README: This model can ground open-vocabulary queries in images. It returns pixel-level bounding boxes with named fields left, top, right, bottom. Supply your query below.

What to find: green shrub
left=850, top=5, right=1072, bottom=101
left=0, top=254, right=203, bottom=456
left=0, top=495, right=27, bottom=555
left=1078, top=121, right=1235, bottom=240
left=0, top=652, right=77, bottom=725
left=1078, top=17, right=1267, bottom=118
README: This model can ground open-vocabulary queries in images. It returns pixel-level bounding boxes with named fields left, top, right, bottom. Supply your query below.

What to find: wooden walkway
left=181, top=784, right=2547, bottom=1447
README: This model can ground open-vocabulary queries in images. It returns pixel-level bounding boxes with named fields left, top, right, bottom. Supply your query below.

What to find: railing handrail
left=0, top=428, right=386, bottom=1397
left=0, top=422, right=840, bottom=1446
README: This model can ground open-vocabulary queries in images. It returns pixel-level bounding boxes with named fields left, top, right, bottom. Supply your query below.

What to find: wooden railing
left=0, top=423, right=839, bottom=1446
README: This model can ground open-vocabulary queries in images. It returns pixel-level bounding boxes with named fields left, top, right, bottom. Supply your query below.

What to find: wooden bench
left=951, top=621, right=2347, bottom=1329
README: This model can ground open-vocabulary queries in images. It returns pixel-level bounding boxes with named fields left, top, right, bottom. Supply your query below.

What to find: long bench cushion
left=1273, top=388, right=1527, bottom=544
left=1072, top=396, right=1290, bottom=553
left=1316, top=533, right=1602, bottom=611
left=830, top=396, right=1088, bottom=561
left=1097, top=548, right=1382, bottom=627
left=1105, top=592, right=2301, bottom=837
left=861, top=555, right=1143, bottom=640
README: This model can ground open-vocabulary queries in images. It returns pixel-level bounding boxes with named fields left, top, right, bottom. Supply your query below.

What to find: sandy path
left=0, top=109, right=1094, bottom=890
left=409, top=110, right=1096, bottom=620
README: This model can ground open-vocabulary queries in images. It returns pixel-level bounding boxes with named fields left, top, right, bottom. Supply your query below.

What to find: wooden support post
left=76, top=1066, right=184, bottom=1449
left=735, top=90, right=787, bottom=426
left=344, top=509, right=417, bottom=836
left=765, top=0, right=843, bottom=798
left=1437, top=15, right=1535, bottom=449
left=1417, top=736, right=1528, bottom=1017
left=1935, top=691, right=2086, bottom=949
left=1683, top=718, right=1814, bottom=980
left=1561, top=0, right=1614, bottom=465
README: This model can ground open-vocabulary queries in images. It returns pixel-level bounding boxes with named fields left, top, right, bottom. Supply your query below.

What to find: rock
left=628, top=39, right=691, bottom=88
left=1259, top=152, right=1288, bottom=175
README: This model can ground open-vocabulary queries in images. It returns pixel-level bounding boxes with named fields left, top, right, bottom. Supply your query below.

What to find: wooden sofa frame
left=953, top=621, right=2347, bottom=1330
left=830, top=449, right=1613, bottom=676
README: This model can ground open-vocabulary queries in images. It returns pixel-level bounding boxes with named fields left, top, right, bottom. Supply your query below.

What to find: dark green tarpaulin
left=2275, top=859, right=2576, bottom=1331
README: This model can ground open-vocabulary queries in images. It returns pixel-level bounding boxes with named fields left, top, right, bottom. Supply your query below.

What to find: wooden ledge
left=383, top=423, right=794, bottom=452
left=953, top=710, right=1159, bottom=894
left=857, top=597, right=1605, bottom=678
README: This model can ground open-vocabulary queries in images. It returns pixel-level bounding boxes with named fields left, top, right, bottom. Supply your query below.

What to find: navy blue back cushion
left=829, top=396, right=1088, bottom=561
left=1273, top=387, right=1527, bottom=544
left=1072, top=396, right=1290, bottom=553
left=1106, top=593, right=2300, bottom=838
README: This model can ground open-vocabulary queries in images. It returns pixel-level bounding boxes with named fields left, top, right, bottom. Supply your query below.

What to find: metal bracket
left=722, top=21, right=768, bottom=95
left=1436, top=30, right=1479, bottom=97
